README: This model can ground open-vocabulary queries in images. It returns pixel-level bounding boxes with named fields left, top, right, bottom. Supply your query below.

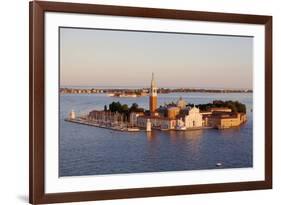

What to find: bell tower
left=149, top=73, right=158, bottom=115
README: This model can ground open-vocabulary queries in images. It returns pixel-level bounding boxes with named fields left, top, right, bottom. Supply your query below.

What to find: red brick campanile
left=149, top=73, right=158, bottom=115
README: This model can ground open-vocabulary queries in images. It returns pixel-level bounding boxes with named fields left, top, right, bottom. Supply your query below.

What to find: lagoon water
left=59, top=92, right=253, bottom=177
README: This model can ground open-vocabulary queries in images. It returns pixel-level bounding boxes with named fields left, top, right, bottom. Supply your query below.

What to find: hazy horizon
left=60, top=27, right=253, bottom=90
left=60, top=84, right=252, bottom=90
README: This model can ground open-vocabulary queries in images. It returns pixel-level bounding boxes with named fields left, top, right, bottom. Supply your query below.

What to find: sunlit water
left=59, top=92, right=253, bottom=176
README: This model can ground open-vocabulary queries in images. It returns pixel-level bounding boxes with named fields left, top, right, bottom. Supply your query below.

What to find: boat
left=127, top=128, right=140, bottom=132
left=108, top=93, right=138, bottom=98
left=216, top=162, right=222, bottom=167
left=119, top=94, right=137, bottom=98
left=175, top=125, right=187, bottom=131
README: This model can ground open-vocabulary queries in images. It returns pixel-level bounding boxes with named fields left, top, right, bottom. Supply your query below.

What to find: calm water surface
left=59, top=92, right=253, bottom=176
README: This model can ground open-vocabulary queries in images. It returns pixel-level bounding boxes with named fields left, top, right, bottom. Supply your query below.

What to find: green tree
left=121, top=104, right=129, bottom=112
left=129, top=103, right=139, bottom=112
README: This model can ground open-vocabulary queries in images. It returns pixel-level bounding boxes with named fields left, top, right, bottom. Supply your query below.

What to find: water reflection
left=171, top=130, right=203, bottom=156
left=146, top=131, right=156, bottom=142
left=169, top=129, right=202, bottom=142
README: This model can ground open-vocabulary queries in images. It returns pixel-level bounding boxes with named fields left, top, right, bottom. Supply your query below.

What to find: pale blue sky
left=60, top=27, right=253, bottom=89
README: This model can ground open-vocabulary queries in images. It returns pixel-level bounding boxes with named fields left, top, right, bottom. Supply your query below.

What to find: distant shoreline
left=60, top=87, right=252, bottom=95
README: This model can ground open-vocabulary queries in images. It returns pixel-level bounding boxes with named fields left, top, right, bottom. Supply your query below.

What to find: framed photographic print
left=29, top=1, right=272, bottom=204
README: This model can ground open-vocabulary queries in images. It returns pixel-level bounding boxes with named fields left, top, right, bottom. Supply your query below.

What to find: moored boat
left=175, top=125, right=187, bottom=131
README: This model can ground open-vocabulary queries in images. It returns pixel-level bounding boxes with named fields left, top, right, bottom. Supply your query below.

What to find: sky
left=60, top=27, right=253, bottom=89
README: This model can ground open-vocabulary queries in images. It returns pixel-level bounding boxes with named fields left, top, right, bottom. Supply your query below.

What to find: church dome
left=177, top=97, right=187, bottom=109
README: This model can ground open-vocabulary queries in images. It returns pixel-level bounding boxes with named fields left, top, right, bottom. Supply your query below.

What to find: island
left=66, top=73, right=247, bottom=132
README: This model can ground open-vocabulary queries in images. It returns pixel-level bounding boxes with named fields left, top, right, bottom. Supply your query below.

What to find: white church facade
left=184, top=106, right=203, bottom=128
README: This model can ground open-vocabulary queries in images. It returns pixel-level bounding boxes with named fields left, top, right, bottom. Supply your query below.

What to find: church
left=134, top=73, right=204, bottom=131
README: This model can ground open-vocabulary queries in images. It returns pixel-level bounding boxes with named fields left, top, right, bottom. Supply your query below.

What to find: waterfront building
left=136, top=105, right=204, bottom=130
left=149, top=73, right=158, bottom=115
left=184, top=106, right=203, bottom=128
left=136, top=107, right=204, bottom=130
left=167, top=106, right=180, bottom=119
left=204, top=110, right=247, bottom=129
left=136, top=76, right=205, bottom=130
left=207, top=112, right=247, bottom=129
left=218, top=113, right=247, bottom=129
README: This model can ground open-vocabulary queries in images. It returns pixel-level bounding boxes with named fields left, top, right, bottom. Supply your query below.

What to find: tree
left=108, top=101, right=129, bottom=113
left=121, top=104, right=129, bottom=112
left=109, top=101, right=121, bottom=112
left=193, top=100, right=246, bottom=113
left=129, top=103, right=139, bottom=112
left=104, top=105, right=107, bottom=111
